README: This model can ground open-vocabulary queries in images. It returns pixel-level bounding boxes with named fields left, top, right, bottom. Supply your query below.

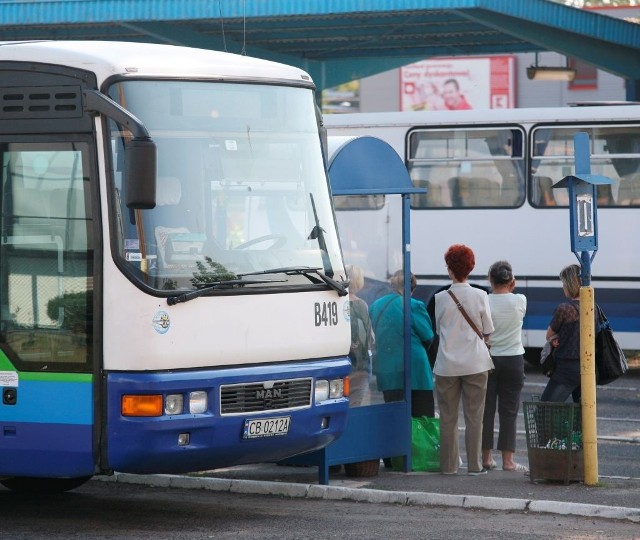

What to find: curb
left=96, top=473, right=640, bottom=523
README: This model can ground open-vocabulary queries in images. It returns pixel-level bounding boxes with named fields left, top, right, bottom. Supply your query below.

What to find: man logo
left=255, top=388, right=283, bottom=400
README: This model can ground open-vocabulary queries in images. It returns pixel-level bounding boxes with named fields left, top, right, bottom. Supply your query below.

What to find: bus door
left=0, top=137, right=97, bottom=480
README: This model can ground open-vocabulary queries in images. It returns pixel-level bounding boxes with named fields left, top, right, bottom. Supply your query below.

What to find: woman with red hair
left=434, top=244, right=494, bottom=475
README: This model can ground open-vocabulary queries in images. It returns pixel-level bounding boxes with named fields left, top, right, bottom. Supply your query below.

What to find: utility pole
left=552, top=132, right=612, bottom=486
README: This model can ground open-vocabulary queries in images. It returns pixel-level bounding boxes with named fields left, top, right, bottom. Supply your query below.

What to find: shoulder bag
left=539, top=335, right=557, bottom=377
left=595, top=304, right=628, bottom=385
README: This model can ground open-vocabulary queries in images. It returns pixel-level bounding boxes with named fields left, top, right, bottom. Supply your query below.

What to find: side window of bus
left=408, top=127, right=525, bottom=209
left=0, top=143, right=93, bottom=372
left=606, top=132, right=640, bottom=205
left=532, top=125, right=640, bottom=208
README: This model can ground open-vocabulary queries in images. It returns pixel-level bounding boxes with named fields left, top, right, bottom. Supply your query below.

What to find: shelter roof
left=0, top=0, right=639, bottom=89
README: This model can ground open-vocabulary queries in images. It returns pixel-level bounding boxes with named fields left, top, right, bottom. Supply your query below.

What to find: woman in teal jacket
left=369, top=270, right=435, bottom=417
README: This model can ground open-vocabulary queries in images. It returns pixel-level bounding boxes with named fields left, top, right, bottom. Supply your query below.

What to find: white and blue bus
left=0, top=41, right=351, bottom=492
left=326, top=106, right=640, bottom=359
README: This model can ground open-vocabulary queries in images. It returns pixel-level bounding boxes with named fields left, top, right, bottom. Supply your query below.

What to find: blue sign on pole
left=553, top=133, right=613, bottom=283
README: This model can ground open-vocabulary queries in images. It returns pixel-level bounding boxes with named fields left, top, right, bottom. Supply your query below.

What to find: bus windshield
left=107, top=80, right=342, bottom=291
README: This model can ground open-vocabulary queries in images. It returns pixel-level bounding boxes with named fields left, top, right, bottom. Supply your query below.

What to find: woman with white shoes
left=481, top=261, right=529, bottom=473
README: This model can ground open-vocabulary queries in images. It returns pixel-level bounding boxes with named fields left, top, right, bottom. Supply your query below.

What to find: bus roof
left=324, top=104, right=640, bottom=128
left=0, top=40, right=314, bottom=87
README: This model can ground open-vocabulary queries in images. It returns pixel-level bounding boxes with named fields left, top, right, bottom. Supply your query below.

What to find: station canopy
left=0, top=0, right=639, bottom=90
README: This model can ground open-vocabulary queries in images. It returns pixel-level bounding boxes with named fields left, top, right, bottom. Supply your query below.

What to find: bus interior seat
left=154, top=177, right=188, bottom=267
left=448, top=177, right=500, bottom=207
left=499, top=178, right=522, bottom=206
left=616, top=174, right=640, bottom=205
left=597, top=184, right=614, bottom=206
left=533, top=176, right=556, bottom=207
left=156, top=176, right=182, bottom=207
left=411, top=179, right=445, bottom=207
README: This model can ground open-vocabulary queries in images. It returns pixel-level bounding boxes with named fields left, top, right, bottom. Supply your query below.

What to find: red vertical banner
left=490, top=56, right=515, bottom=108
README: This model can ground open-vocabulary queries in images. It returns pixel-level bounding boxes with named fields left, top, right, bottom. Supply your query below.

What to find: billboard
left=400, top=56, right=516, bottom=111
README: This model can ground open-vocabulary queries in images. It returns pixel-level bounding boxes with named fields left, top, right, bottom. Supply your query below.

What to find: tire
left=0, top=475, right=92, bottom=493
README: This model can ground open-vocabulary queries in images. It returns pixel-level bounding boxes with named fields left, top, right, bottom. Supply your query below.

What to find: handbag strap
left=595, top=303, right=609, bottom=331
left=447, top=289, right=489, bottom=347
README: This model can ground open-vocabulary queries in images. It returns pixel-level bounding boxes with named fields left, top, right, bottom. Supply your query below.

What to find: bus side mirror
left=125, top=137, right=157, bottom=209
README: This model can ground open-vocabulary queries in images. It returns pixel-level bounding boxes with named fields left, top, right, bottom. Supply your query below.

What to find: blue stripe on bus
left=0, top=379, right=92, bottom=424
left=415, top=283, right=640, bottom=334
left=0, top=422, right=94, bottom=477
left=523, top=286, right=640, bottom=333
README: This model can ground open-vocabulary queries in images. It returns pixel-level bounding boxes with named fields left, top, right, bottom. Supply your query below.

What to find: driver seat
left=154, top=177, right=189, bottom=268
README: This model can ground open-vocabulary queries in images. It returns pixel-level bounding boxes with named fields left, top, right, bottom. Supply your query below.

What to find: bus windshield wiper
left=167, top=278, right=285, bottom=305
left=308, top=193, right=334, bottom=278
left=238, top=266, right=348, bottom=296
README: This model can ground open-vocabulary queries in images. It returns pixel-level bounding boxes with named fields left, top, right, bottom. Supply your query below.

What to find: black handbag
left=595, top=305, right=628, bottom=385
left=540, top=340, right=555, bottom=377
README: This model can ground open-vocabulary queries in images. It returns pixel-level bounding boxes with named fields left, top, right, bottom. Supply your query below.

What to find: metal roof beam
left=260, top=34, right=520, bottom=58
left=457, top=8, right=640, bottom=79
left=475, top=0, right=640, bottom=50
left=120, top=21, right=303, bottom=67
left=119, top=21, right=225, bottom=49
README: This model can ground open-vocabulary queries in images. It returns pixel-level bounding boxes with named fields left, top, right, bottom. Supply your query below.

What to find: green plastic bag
left=392, top=416, right=441, bottom=472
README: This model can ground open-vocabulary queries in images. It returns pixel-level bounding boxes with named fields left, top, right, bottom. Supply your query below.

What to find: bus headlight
left=315, top=379, right=329, bottom=402
left=189, top=391, right=208, bottom=414
left=165, top=394, right=184, bottom=415
left=329, top=379, right=344, bottom=399
left=315, top=378, right=346, bottom=403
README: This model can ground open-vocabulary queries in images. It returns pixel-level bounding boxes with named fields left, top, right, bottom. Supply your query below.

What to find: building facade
left=324, top=6, right=638, bottom=114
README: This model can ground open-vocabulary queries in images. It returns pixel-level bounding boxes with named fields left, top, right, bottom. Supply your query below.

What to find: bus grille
left=0, top=85, right=82, bottom=119
left=220, top=378, right=313, bottom=415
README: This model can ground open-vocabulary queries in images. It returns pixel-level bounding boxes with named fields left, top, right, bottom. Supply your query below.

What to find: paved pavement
left=101, top=460, right=640, bottom=524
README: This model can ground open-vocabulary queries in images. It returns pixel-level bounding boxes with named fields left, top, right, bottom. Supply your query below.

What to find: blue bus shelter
left=283, top=135, right=424, bottom=484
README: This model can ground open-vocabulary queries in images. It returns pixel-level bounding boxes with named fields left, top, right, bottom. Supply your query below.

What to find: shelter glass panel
left=335, top=195, right=406, bottom=409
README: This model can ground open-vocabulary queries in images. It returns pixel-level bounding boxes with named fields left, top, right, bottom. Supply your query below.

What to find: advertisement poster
left=400, top=56, right=515, bottom=111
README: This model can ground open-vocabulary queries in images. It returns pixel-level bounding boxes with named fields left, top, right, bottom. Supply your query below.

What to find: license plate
left=243, top=416, right=291, bottom=439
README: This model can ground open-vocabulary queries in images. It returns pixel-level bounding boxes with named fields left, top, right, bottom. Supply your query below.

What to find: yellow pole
left=580, top=285, right=598, bottom=485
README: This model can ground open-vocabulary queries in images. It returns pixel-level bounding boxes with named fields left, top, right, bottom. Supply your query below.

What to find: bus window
left=108, top=81, right=342, bottom=290
left=531, top=125, right=640, bottom=207
left=407, top=127, right=525, bottom=208
left=0, top=141, right=93, bottom=372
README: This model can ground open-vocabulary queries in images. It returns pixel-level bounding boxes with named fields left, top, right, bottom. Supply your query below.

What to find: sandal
left=503, top=463, right=529, bottom=473
left=482, top=459, right=498, bottom=470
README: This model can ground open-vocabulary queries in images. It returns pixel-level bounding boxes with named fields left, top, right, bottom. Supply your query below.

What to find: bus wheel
left=0, top=476, right=92, bottom=493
